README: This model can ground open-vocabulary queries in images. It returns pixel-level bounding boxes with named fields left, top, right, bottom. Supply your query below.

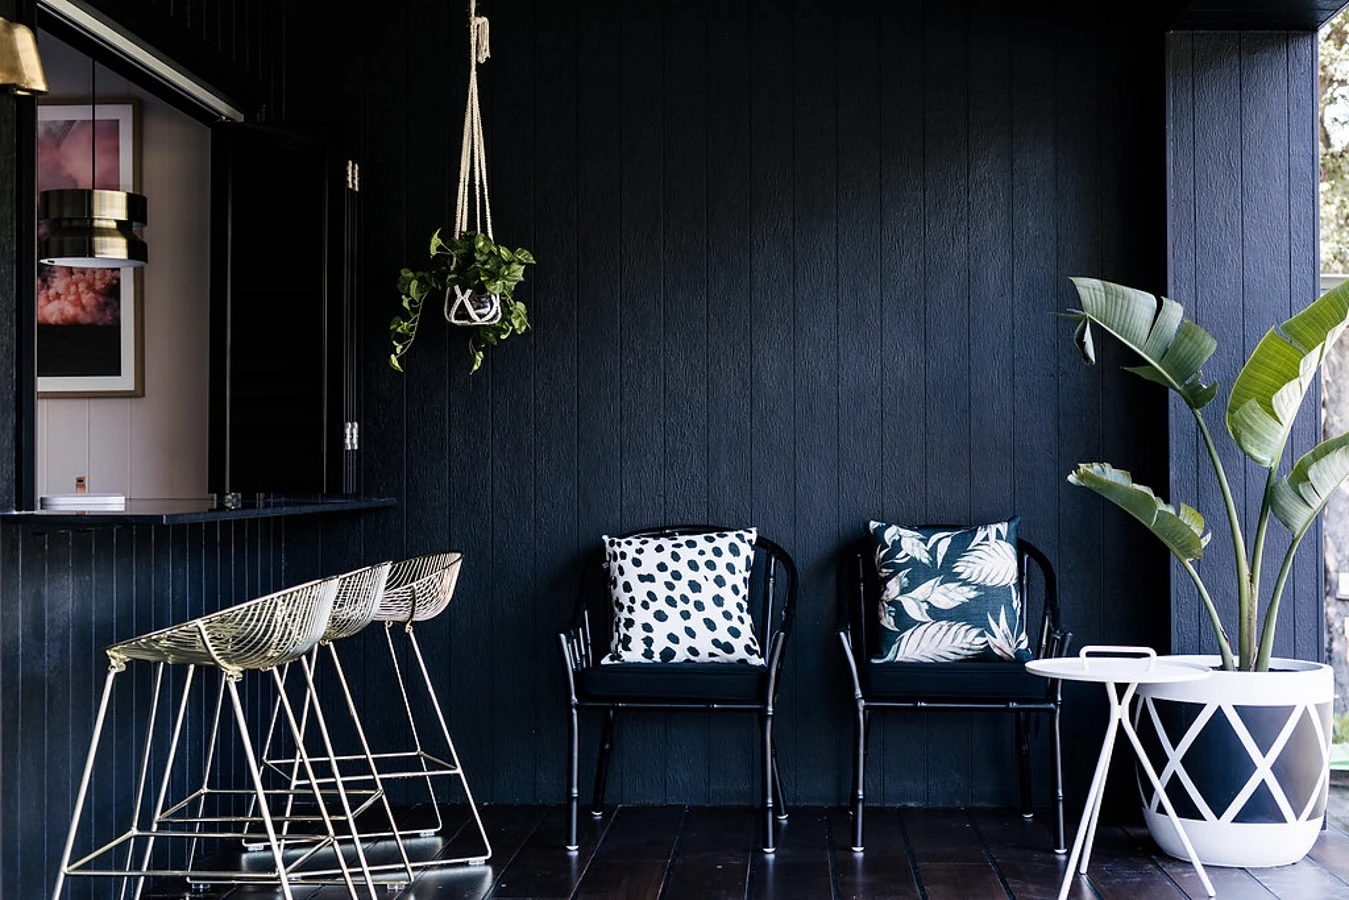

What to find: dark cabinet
left=209, top=124, right=359, bottom=495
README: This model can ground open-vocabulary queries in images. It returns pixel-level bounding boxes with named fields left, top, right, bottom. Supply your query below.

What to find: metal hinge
left=344, top=421, right=359, bottom=451
left=346, top=160, right=360, bottom=191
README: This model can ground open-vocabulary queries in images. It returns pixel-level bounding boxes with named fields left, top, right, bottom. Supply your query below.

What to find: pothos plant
left=390, top=229, right=535, bottom=373
left=1065, top=277, right=1349, bottom=672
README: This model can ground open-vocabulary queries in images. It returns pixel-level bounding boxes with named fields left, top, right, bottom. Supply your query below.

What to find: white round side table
left=1027, top=645, right=1215, bottom=900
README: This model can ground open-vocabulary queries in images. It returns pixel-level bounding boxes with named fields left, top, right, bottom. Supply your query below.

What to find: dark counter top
left=0, top=495, right=396, bottom=526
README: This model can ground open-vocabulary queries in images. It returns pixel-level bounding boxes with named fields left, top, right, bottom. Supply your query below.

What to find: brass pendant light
left=39, top=188, right=146, bottom=267
left=37, top=56, right=147, bottom=268
left=0, top=16, right=47, bottom=95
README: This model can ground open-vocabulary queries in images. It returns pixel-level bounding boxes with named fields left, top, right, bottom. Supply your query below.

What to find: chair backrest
left=376, top=550, right=464, bottom=624
left=106, top=575, right=341, bottom=674
left=324, top=560, right=393, bottom=642
left=573, top=525, right=798, bottom=668
left=840, top=534, right=1064, bottom=666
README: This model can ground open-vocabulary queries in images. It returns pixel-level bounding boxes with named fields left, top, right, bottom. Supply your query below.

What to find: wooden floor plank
left=1306, top=820, right=1349, bottom=885
left=972, top=810, right=1091, bottom=900
left=171, top=805, right=1349, bottom=900
left=917, top=864, right=1008, bottom=900
left=747, top=806, right=834, bottom=900
left=1077, top=825, right=1186, bottom=899
left=1244, top=855, right=1349, bottom=899
left=491, top=805, right=609, bottom=898
left=828, top=807, right=920, bottom=900
left=900, top=807, right=1006, bottom=897
left=661, top=807, right=756, bottom=900
left=571, top=806, right=683, bottom=900
left=1119, top=825, right=1276, bottom=900
left=900, top=808, right=989, bottom=867
left=395, top=804, right=547, bottom=900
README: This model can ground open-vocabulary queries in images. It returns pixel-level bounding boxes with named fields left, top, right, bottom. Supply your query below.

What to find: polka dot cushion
left=601, top=528, right=764, bottom=665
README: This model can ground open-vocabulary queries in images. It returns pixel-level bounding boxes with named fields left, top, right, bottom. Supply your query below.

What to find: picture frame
left=35, top=100, right=144, bottom=398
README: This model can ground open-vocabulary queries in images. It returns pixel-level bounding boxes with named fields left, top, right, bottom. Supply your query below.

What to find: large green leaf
left=1067, top=278, right=1218, bottom=410
left=1227, top=282, right=1349, bottom=466
left=1067, top=462, right=1210, bottom=561
left=1269, top=433, right=1349, bottom=537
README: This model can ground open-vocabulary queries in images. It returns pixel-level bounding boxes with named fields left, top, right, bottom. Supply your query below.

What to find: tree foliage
left=1323, top=8, right=1349, bottom=272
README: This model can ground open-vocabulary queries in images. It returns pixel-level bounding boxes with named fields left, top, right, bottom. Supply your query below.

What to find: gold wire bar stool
left=368, top=551, right=491, bottom=864
left=50, top=574, right=384, bottom=900
left=260, top=551, right=490, bottom=868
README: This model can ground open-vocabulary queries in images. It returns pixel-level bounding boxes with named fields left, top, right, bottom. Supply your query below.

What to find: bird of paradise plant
left=1064, top=277, right=1349, bottom=672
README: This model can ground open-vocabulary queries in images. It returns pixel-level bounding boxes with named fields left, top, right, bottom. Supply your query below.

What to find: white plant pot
left=1134, top=655, right=1332, bottom=868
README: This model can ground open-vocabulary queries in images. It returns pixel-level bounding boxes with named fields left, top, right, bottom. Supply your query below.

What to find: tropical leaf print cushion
left=869, top=518, right=1031, bottom=663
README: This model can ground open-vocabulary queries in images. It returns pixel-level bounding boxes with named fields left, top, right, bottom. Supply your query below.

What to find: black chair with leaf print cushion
left=836, top=518, right=1072, bottom=853
left=558, top=526, right=798, bottom=853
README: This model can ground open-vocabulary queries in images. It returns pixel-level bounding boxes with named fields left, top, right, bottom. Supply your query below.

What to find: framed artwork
left=35, top=101, right=143, bottom=397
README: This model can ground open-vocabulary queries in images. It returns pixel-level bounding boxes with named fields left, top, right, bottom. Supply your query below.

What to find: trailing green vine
left=390, top=229, right=535, bottom=373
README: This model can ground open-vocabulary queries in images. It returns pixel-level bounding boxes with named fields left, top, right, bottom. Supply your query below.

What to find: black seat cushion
left=863, top=661, right=1047, bottom=701
left=580, top=662, right=767, bottom=703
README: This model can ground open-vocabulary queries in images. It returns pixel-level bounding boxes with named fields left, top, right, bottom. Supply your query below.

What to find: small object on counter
left=41, top=493, right=125, bottom=511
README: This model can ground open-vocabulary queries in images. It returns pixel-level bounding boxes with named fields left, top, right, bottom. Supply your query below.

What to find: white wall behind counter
left=35, top=31, right=210, bottom=500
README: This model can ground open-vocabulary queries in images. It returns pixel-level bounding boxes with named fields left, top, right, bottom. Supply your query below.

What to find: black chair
left=836, top=535, right=1071, bottom=853
left=559, top=526, right=798, bottom=852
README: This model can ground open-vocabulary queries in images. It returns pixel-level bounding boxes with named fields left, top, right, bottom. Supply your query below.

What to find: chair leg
left=566, top=702, right=580, bottom=851
left=1016, top=711, right=1033, bottom=820
left=762, top=712, right=776, bottom=853
left=771, top=747, right=788, bottom=821
left=591, top=709, right=617, bottom=816
left=51, top=663, right=122, bottom=900
left=591, top=708, right=617, bottom=819
left=1052, top=701, right=1067, bottom=855
left=851, top=705, right=868, bottom=852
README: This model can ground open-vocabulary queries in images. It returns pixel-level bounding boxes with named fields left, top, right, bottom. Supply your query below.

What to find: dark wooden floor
left=138, top=804, right=1349, bottom=899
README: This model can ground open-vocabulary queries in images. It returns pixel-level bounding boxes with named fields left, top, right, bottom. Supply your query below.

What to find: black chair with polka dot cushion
left=558, top=526, right=798, bottom=853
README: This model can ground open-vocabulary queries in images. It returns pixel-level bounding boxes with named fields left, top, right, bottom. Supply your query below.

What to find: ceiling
left=1170, top=0, right=1349, bottom=29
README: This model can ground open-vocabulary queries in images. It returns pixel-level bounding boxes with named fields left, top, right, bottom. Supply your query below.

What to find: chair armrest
left=837, top=628, right=864, bottom=700
left=558, top=609, right=596, bottom=703
left=764, top=630, right=790, bottom=710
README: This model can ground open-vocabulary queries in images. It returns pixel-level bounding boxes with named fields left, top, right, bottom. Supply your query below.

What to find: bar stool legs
left=51, top=661, right=123, bottom=900
left=394, top=622, right=491, bottom=859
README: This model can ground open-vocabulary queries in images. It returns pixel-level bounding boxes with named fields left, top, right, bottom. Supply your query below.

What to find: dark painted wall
left=290, top=0, right=1172, bottom=810
left=1166, top=30, right=1324, bottom=661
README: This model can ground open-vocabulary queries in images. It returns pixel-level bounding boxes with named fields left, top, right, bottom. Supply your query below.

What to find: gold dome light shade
left=39, top=188, right=148, bottom=268
left=0, top=17, right=47, bottom=96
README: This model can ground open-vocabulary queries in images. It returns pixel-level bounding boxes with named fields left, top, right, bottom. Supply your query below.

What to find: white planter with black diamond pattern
left=1133, top=655, right=1332, bottom=868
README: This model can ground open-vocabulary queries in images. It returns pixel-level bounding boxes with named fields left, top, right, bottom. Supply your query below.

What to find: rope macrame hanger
left=445, top=0, right=500, bottom=326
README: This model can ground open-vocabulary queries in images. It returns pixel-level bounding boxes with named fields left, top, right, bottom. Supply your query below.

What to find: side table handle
left=1079, top=644, right=1156, bottom=672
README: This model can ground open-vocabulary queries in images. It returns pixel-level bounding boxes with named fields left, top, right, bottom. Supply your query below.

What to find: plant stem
left=1180, top=557, right=1235, bottom=671
left=1254, top=527, right=1308, bottom=672
left=1194, top=412, right=1252, bottom=668
left=1245, top=466, right=1279, bottom=670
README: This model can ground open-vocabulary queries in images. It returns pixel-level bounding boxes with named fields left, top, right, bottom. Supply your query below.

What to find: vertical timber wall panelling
left=0, top=520, right=303, bottom=900
left=280, top=0, right=1175, bottom=812
left=1166, top=31, right=1323, bottom=662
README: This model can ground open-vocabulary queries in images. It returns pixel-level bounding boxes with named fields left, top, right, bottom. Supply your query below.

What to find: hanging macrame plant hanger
left=445, top=0, right=500, bottom=327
